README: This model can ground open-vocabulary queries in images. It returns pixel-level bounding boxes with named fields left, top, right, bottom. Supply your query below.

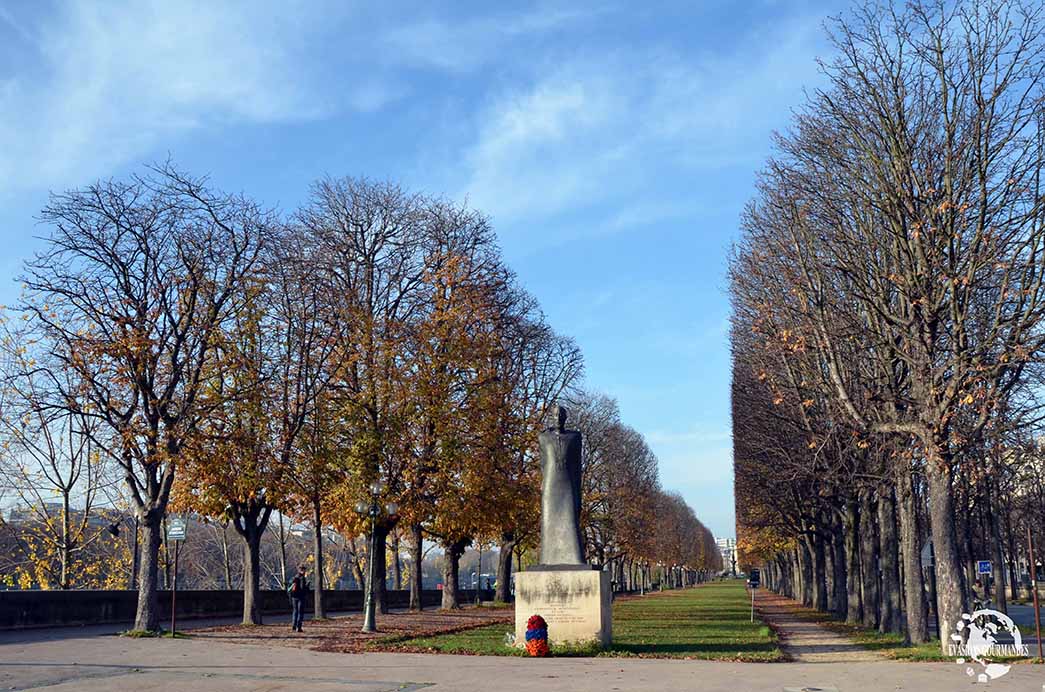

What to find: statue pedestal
left=515, top=567, right=612, bottom=648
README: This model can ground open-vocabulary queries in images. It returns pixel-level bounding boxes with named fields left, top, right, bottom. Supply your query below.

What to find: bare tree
left=733, top=0, right=1045, bottom=650
left=21, top=164, right=267, bottom=631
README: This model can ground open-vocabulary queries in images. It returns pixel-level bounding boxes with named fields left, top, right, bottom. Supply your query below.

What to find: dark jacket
left=289, top=574, right=309, bottom=599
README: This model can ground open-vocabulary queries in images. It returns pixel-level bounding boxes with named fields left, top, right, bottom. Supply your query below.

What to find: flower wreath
left=525, top=614, right=549, bottom=657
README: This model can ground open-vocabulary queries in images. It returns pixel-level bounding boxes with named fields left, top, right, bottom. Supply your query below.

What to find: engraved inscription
left=540, top=602, right=586, bottom=625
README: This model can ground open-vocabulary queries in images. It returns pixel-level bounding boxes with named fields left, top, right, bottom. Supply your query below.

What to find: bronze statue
left=538, top=404, right=584, bottom=565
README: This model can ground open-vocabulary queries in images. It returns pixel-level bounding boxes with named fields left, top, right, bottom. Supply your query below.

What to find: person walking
left=289, top=565, right=309, bottom=632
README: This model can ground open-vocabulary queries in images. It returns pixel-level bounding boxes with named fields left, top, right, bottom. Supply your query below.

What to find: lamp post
left=604, top=542, right=619, bottom=592
left=355, top=480, right=398, bottom=633
left=475, top=541, right=484, bottom=605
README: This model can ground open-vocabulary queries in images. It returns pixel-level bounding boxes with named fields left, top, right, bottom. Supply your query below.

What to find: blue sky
left=0, top=0, right=847, bottom=539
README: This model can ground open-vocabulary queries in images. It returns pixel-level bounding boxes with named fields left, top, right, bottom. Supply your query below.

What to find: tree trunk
left=805, top=531, right=828, bottom=611
left=408, top=522, right=424, bottom=610
left=242, top=530, right=263, bottom=625
left=277, top=514, right=288, bottom=589
left=962, top=487, right=977, bottom=598
left=441, top=538, right=468, bottom=610
left=786, top=553, right=795, bottom=598
left=221, top=524, right=233, bottom=589
left=234, top=505, right=272, bottom=626
left=134, top=511, right=162, bottom=632
left=824, top=531, right=835, bottom=601
left=60, top=493, right=71, bottom=589
left=878, top=486, right=902, bottom=633
left=787, top=550, right=798, bottom=600
left=1005, top=513, right=1020, bottom=601
left=391, top=530, right=402, bottom=591
left=897, top=460, right=928, bottom=643
left=990, top=519, right=1006, bottom=612
left=987, top=478, right=1007, bottom=613
left=372, top=524, right=389, bottom=615
left=351, top=536, right=366, bottom=590
left=786, top=550, right=794, bottom=599
left=496, top=533, right=517, bottom=603
left=844, top=499, right=862, bottom=623
left=925, top=450, right=968, bottom=652
left=130, top=518, right=140, bottom=590
left=797, top=541, right=813, bottom=606
left=830, top=514, right=848, bottom=616
left=859, top=489, right=880, bottom=629
left=312, top=499, right=326, bottom=619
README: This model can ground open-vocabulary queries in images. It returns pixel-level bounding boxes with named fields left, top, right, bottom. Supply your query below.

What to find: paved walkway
left=1, top=633, right=1042, bottom=691
left=754, top=589, right=882, bottom=663
left=0, top=609, right=370, bottom=645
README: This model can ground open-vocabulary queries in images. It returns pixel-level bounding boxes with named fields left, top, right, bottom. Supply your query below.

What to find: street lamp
left=604, top=542, right=618, bottom=592
left=354, top=479, right=398, bottom=633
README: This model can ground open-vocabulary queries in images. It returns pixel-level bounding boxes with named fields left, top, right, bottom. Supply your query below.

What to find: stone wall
left=0, top=588, right=494, bottom=629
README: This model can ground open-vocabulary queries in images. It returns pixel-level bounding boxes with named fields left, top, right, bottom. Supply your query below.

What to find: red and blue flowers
left=524, top=614, right=549, bottom=657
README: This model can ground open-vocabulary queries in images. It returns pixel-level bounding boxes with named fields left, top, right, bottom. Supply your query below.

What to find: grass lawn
left=382, top=580, right=783, bottom=661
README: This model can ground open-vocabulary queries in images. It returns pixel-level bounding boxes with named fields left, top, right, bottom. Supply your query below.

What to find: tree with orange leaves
left=172, top=268, right=283, bottom=625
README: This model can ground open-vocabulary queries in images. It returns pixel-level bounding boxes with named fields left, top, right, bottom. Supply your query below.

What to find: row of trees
left=0, top=165, right=719, bottom=630
left=732, top=0, right=1045, bottom=652
left=0, top=509, right=469, bottom=594
left=570, top=393, right=721, bottom=593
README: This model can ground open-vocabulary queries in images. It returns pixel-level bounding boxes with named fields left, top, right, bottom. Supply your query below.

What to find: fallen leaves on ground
left=192, top=606, right=514, bottom=654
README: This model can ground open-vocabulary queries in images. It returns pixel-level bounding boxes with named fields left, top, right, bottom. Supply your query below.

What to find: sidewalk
left=1, top=632, right=1042, bottom=691
left=754, top=590, right=882, bottom=663
left=0, top=609, right=365, bottom=645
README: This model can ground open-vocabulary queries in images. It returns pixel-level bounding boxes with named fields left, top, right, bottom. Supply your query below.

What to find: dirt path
left=754, top=590, right=883, bottom=663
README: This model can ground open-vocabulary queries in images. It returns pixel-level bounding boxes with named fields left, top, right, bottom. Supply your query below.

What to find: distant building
left=86, top=514, right=111, bottom=528
left=6, top=503, right=63, bottom=524
left=6, top=504, right=124, bottom=529
left=6, top=507, right=34, bottom=525
left=716, top=537, right=737, bottom=576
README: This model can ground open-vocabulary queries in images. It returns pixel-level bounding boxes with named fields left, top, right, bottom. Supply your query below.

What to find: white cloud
left=381, top=6, right=607, bottom=73
left=455, top=14, right=826, bottom=233
left=462, top=74, right=625, bottom=221
left=345, top=81, right=407, bottom=113
left=0, top=0, right=350, bottom=191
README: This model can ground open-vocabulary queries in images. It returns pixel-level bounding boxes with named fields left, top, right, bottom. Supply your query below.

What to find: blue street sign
left=977, top=560, right=991, bottom=575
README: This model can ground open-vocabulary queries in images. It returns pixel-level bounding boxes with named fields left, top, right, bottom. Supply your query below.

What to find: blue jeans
left=292, top=597, right=305, bottom=630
